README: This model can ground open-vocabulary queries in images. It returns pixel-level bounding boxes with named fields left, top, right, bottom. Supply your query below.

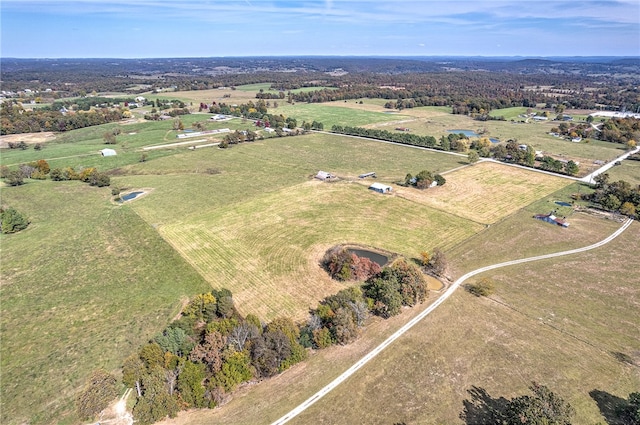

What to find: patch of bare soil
left=0, top=132, right=56, bottom=147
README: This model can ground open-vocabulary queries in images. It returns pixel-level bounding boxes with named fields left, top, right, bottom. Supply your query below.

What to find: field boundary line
left=271, top=218, right=634, bottom=425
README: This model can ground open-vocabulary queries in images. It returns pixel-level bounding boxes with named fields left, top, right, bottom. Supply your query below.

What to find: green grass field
left=607, top=158, right=640, bottom=186
left=0, top=182, right=210, bottom=425
left=1, top=93, right=637, bottom=425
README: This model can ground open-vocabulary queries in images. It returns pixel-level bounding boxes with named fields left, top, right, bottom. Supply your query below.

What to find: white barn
left=369, top=182, right=392, bottom=194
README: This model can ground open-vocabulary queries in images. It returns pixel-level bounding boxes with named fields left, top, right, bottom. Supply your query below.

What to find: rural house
left=369, top=182, right=393, bottom=194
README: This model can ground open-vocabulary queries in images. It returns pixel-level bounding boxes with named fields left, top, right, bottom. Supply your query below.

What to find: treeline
left=331, top=125, right=438, bottom=148
left=0, top=100, right=125, bottom=135
left=0, top=159, right=111, bottom=188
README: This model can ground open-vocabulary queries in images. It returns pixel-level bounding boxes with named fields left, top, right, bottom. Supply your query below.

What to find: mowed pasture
left=396, top=161, right=571, bottom=224
left=156, top=197, right=638, bottom=425
left=159, top=181, right=483, bottom=320
left=607, top=158, right=640, bottom=186
left=287, top=220, right=640, bottom=425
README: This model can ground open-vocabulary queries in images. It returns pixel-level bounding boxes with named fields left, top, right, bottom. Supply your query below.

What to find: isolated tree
left=5, top=170, right=24, bottom=186
left=75, top=369, right=118, bottom=419
left=505, top=382, right=575, bottom=425
left=428, top=248, right=449, bottom=278
left=564, top=160, right=579, bottom=176
left=0, top=207, right=29, bottom=234
left=468, top=277, right=495, bottom=297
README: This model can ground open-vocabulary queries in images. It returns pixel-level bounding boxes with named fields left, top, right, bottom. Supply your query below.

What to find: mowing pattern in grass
left=160, top=181, right=483, bottom=320
left=0, top=181, right=210, bottom=425
left=396, top=161, right=571, bottom=224
left=285, top=222, right=640, bottom=425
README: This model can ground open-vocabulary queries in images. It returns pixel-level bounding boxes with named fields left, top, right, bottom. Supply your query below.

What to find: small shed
left=100, top=148, right=117, bottom=157
left=369, top=182, right=393, bottom=194
left=315, top=171, right=334, bottom=181
left=359, top=172, right=376, bottom=178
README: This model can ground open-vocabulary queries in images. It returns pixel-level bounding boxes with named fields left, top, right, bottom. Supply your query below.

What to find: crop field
left=396, top=161, right=572, bottom=224
left=159, top=181, right=483, bottom=320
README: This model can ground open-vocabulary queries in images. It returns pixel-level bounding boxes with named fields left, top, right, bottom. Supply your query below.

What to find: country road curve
left=271, top=218, right=634, bottom=425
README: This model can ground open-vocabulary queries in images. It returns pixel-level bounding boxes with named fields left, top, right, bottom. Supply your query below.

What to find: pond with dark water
left=119, top=191, right=144, bottom=202
left=347, top=248, right=389, bottom=267
left=447, top=129, right=480, bottom=138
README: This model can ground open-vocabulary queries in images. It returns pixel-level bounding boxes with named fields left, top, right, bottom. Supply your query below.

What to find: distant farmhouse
left=534, top=212, right=569, bottom=228
left=369, top=182, right=393, bottom=194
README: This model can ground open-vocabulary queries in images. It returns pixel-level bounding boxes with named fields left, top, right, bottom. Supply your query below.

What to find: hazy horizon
left=1, top=0, right=639, bottom=59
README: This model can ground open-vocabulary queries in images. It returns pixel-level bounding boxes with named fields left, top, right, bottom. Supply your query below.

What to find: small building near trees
left=369, top=182, right=393, bottom=194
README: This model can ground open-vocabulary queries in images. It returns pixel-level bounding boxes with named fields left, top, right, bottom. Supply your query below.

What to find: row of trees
left=1, top=159, right=111, bottom=188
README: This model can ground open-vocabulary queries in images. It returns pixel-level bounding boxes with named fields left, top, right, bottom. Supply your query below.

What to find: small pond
left=490, top=138, right=500, bottom=143
left=347, top=248, right=389, bottom=267
left=555, top=201, right=572, bottom=207
left=119, top=191, right=144, bottom=202
left=447, top=129, right=480, bottom=138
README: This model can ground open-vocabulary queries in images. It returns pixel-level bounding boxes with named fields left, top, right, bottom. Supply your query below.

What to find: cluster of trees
left=321, top=246, right=382, bottom=281
left=0, top=100, right=125, bottom=135
left=219, top=130, right=260, bottom=148
left=0, top=206, right=30, bottom=234
left=119, top=290, right=306, bottom=424
left=331, top=125, right=439, bottom=149
left=113, top=249, right=442, bottom=423
left=1, top=159, right=111, bottom=188
left=587, top=173, right=639, bottom=217
left=402, top=170, right=446, bottom=189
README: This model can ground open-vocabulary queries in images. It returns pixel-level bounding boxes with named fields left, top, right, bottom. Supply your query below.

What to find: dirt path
left=271, top=218, right=634, bottom=424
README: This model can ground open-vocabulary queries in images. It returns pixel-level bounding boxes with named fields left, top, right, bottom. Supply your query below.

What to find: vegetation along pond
left=347, top=248, right=389, bottom=267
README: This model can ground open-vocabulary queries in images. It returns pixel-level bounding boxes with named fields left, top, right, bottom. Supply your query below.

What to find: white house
left=369, top=182, right=392, bottom=194
left=100, top=148, right=117, bottom=157
left=315, top=171, right=334, bottom=181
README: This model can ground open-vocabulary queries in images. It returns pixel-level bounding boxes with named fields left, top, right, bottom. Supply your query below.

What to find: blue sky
left=1, top=0, right=638, bottom=58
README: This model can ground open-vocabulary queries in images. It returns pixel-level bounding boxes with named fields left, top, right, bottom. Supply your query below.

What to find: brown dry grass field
left=395, top=161, right=572, bottom=224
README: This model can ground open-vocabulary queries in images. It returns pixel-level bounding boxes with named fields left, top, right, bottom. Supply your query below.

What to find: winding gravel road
left=272, top=218, right=634, bottom=425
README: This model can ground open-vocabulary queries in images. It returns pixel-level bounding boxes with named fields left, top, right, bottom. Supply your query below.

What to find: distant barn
left=369, top=182, right=393, bottom=194
left=100, top=148, right=117, bottom=157
left=315, top=171, right=334, bottom=181
left=359, top=172, right=376, bottom=178
left=534, top=213, right=569, bottom=228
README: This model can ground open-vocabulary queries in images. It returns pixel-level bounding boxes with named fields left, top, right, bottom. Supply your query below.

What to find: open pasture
left=289, top=217, right=640, bottom=424
left=159, top=180, right=483, bottom=320
left=114, top=132, right=464, bottom=225
left=396, top=161, right=571, bottom=224
left=607, top=158, right=640, bottom=186
left=0, top=182, right=210, bottom=425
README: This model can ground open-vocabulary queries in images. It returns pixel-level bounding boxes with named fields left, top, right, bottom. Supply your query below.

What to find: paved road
left=271, top=218, right=634, bottom=425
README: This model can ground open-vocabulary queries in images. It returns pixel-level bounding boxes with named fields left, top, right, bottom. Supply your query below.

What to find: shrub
left=1, top=207, right=30, bottom=234
left=467, top=277, right=495, bottom=297
left=76, top=369, right=118, bottom=419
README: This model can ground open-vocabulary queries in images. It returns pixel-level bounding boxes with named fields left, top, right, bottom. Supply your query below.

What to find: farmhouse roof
left=534, top=212, right=569, bottom=227
left=315, top=171, right=334, bottom=180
